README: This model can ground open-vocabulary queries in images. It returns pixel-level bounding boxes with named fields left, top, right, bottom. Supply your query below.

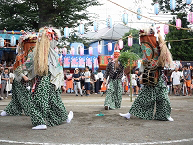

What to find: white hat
left=75, top=68, right=79, bottom=70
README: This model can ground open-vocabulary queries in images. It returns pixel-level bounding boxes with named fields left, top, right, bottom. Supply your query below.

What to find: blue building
left=82, top=23, right=130, bottom=56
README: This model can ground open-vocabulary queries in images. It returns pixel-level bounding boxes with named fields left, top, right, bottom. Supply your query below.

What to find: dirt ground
left=0, top=94, right=193, bottom=145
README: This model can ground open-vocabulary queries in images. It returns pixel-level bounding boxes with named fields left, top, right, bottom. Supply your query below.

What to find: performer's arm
left=104, top=63, right=111, bottom=84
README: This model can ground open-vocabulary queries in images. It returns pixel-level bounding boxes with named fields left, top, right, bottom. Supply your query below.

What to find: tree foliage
left=152, top=0, right=193, bottom=61
left=122, top=29, right=143, bottom=58
left=0, top=0, right=100, bottom=31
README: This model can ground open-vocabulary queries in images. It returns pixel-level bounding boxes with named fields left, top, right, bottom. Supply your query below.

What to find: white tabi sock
left=1, top=111, right=7, bottom=116
left=66, top=111, right=73, bottom=123
left=119, top=112, right=131, bottom=119
left=167, top=116, right=174, bottom=122
left=32, top=125, right=47, bottom=130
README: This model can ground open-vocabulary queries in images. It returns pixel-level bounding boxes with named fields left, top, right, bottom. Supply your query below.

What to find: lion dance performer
left=1, top=33, right=37, bottom=116
left=120, top=26, right=174, bottom=121
left=29, top=27, right=73, bottom=130
left=104, top=48, right=124, bottom=110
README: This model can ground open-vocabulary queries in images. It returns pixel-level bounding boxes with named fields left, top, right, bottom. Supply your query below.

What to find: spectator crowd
left=0, top=60, right=193, bottom=99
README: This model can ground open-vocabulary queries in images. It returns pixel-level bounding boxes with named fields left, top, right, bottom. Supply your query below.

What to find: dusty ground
left=0, top=94, right=193, bottom=145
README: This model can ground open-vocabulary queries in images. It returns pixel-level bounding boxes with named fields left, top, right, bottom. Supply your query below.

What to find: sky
left=86, top=0, right=177, bottom=37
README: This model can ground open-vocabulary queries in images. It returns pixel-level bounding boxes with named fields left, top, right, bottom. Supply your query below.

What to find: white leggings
left=74, top=82, right=82, bottom=95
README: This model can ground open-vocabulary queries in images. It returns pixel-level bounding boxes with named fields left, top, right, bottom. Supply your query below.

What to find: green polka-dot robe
left=29, top=74, right=68, bottom=127
left=104, top=61, right=124, bottom=109
left=129, top=76, right=171, bottom=120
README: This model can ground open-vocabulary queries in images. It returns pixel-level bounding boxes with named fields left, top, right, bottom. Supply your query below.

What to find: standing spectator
left=84, top=66, right=91, bottom=96
left=94, top=72, right=99, bottom=94
left=183, top=65, right=191, bottom=96
left=63, top=72, right=67, bottom=93
left=98, top=70, right=104, bottom=93
left=1, top=68, right=9, bottom=99
left=80, top=69, right=85, bottom=90
left=122, top=74, right=128, bottom=94
left=66, top=70, right=73, bottom=93
left=72, top=68, right=83, bottom=96
left=8, top=68, right=14, bottom=95
left=131, top=72, right=138, bottom=96
left=90, top=69, right=95, bottom=94
left=135, top=69, right=141, bottom=94
left=170, top=67, right=183, bottom=96
left=9, top=68, right=14, bottom=80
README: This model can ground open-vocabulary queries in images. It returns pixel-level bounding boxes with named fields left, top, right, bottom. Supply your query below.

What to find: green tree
left=119, top=51, right=139, bottom=102
left=0, top=0, right=100, bottom=31
left=152, top=0, right=193, bottom=61
left=122, top=29, right=143, bottom=58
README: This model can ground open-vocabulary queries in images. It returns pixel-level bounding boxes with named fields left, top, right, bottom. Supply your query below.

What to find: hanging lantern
left=186, top=0, right=192, bottom=5
left=176, top=18, right=181, bottom=30
left=188, top=12, right=193, bottom=24
left=108, top=42, right=112, bottom=52
left=94, top=21, right=98, bottom=32
left=137, top=8, right=142, bottom=20
left=154, top=3, right=159, bottom=15
left=0, top=37, right=4, bottom=47
left=164, top=24, right=169, bottom=34
left=119, top=39, right=123, bottom=50
left=71, top=46, right=75, bottom=56
left=170, top=0, right=176, bottom=11
left=10, top=36, right=16, bottom=46
left=62, top=47, right=67, bottom=56
left=79, top=23, right=84, bottom=35
left=122, top=13, right=128, bottom=25
left=98, top=42, right=102, bottom=54
left=80, top=46, right=84, bottom=56
left=64, top=27, right=69, bottom=38
left=106, top=16, right=112, bottom=28
left=89, top=46, right=93, bottom=56
left=128, top=36, right=133, bottom=47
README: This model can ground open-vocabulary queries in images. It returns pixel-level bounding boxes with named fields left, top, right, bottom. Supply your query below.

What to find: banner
left=63, top=56, right=71, bottom=68
left=93, top=56, right=99, bottom=70
left=78, top=56, right=85, bottom=69
left=86, top=56, right=93, bottom=69
left=71, top=56, right=79, bottom=68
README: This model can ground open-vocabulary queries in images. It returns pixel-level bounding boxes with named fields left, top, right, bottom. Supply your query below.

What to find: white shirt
left=98, top=72, right=104, bottom=81
left=122, top=75, right=126, bottom=82
left=171, top=71, right=183, bottom=85
left=84, top=71, right=91, bottom=82
left=95, top=74, right=99, bottom=81
left=131, top=74, right=137, bottom=86
left=9, top=73, right=15, bottom=80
